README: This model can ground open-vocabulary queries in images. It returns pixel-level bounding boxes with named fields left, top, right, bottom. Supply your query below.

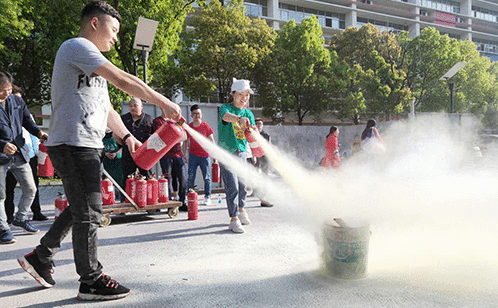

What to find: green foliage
left=169, top=0, right=275, bottom=104
left=330, top=24, right=412, bottom=123
left=258, top=16, right=341, bottom=125
left=400, top=27, right=495, bottom=115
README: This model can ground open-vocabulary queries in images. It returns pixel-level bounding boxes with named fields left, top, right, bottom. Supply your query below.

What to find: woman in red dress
left=321, top=126, right=341, bottom=169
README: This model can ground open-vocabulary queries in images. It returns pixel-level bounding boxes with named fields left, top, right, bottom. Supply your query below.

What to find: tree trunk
left=353, top=114, right=360, bottom=125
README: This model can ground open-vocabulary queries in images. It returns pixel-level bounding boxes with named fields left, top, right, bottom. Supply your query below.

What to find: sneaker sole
left=0, top=238, right=17, bottom=244
left=17, top=256, right=54, bottom=288
left=77, top=290, right=131, bottom=301
left=228, top=226, right=245, bottom=233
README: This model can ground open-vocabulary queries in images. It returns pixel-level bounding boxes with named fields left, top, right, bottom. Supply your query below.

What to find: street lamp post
left=133, top=17, right=159, bottom=84
left=439, top=61, right=467, bottom=113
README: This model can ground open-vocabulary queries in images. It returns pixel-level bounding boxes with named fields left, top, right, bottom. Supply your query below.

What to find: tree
left=169, top=0, right=275, bottom=104
left=258, top=16, right=341, bottom=125
left=330, top=24, right=412, bottom=123
left=2, top=0, right=198, bottom=109
left=400, top=27, right=497, bottom=116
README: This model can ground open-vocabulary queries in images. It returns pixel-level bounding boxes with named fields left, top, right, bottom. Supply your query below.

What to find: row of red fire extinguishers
left=53, top=116, right=264, bottom=220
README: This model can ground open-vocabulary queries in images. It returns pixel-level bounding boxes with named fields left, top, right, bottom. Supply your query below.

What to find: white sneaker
left=239, top=210, right=251, bottom=225
left=204, top=197, right=212, bottom=206
left=228, top=219, right=245, bottom=233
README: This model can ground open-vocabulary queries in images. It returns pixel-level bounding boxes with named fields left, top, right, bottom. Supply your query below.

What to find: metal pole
left=448, top=81, right=454, bottom=113
left=142, top=48, right=148, bottom=84
left=102, top=169, right=140, bottom=210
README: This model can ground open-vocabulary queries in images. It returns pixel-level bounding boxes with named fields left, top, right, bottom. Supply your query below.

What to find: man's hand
left=161, top=103, right=182, bottom=121
left=3, top=142, right=17, bottom=155
left=125, top=135, right=142, bottom=154
left=38, top=131, right=49, bottom=143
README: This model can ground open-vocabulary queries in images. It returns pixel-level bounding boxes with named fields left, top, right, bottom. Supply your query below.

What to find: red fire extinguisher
left=132, top=117, right=186, bottom=170
left=212, top=161, right=220, bottom=183
left=147, top=175, right=158, bottom=205
left=135, top=176, right=147, bottom=208
left=38, top=143, right=54, bottom=177
left=187, top=189, right=198, bottom=220
left=101, top=178, right=115, bottom=205
left=158, top=175, right=169, bottom=203
left=54, top=192, right=68, bottom=220
left=244, top=129, right=265, bottom=158
left=125, top=175, right=136, bottom=204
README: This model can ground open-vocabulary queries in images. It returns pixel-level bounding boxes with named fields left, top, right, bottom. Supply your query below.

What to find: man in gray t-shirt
left=18, top=1, right=182, bottom=301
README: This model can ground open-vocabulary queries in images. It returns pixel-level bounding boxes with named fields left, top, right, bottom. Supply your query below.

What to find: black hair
left=81, top=1, right=121, bottom=24
left=255, top=118, right=263, bottom=123
left=0, top=71, right=13, bottom=86
left=366, top=119, right=376, bottom=128
left=361, top=120, right=377, bottom=140
left=12, top=84, right=22, bottom=95
left=190, top=104, right=200, bottom=112
left=327, top=126, right=338, bottom=138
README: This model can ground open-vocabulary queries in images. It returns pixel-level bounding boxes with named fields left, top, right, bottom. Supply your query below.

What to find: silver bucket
left=323, top=218, right=370, bottom=279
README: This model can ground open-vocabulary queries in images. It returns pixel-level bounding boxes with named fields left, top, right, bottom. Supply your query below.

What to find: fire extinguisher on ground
left=187, top=189, right=198, bottom=220
left=55, top=192, right=68, bottom=220
left=101, top=178, right=115, bottom=205
left=244, top=129, right=265, bottom=158
left=147, top=175, right=158, bottom=205
left=212, top=160, right=220, bottom=183
left=158, top=174, right=169, bottom=203
left=135, top=176, right=147, bottom=208
left=38, top=143, right=54, bottom=177
left=132, top=117, right=186, bottom=170
left=125, top=175, right=136, bottom=204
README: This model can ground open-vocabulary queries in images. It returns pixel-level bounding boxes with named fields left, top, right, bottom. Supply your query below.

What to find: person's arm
left=373, top=127, right=383, bottom=143
left=222, top=112, right=250, bottom=129
left=95, top=62, right=181, bottom=120
left=107, top=107, right=141, bottom=154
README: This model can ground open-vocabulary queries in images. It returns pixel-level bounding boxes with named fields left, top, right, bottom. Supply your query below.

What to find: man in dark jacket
left=0, top=71, right=48, bottom=244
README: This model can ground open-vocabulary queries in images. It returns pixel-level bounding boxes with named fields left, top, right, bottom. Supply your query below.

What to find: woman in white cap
left=218, top=78, right=256, bottom=233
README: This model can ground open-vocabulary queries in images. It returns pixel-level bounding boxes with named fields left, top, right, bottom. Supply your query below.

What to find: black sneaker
left=12, top=219, right=40, bottom=234
left=77, top=274, right=131, bottom=301
left=18, top=250, right=55, bottom=288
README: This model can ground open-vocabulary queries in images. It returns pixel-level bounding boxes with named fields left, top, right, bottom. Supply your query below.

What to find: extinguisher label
left=38, top=152, right=48, bottom=165
left=146, top=133, right=166, bottom=152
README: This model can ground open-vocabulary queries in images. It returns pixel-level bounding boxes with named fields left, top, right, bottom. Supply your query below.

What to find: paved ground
left=1, top=185, right=498, bottom=308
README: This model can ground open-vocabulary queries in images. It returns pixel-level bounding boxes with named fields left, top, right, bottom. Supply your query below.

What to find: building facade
left=243, top=0, right=498, bottom=61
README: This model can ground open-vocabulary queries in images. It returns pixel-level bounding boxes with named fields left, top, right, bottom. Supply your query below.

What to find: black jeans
left=35, top=145, right=104, bottom=284
left=160, top=156, right=186, bottom=205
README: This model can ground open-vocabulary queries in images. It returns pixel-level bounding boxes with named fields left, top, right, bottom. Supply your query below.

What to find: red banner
left=435, top=11, right=456, bottom=27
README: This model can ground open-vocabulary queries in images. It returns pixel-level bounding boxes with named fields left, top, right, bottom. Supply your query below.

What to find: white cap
left=231, top=78, right=254, bottom=94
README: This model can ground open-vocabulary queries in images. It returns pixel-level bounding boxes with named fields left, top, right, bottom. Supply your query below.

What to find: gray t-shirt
left=47, top=37, right=110, bottom=148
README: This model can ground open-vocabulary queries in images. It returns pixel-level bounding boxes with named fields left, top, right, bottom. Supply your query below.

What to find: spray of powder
left=252, top=115, right=498, bottom=293
left=184, top=118, right=498, bottom=293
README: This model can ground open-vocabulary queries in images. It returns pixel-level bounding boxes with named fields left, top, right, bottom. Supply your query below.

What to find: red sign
left=435, top=11, right=456, bottom=27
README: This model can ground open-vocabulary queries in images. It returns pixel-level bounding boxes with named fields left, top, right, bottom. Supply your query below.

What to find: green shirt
left=218, top=103, right=255, bottom=153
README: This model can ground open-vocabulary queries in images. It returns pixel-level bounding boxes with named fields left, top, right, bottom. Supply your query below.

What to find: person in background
left=4, top=85, right=48, bottom=222
left=0, top=71, right=49, bottom=245
left=361, top=119, right=383, bottom=142
left=321, top=126, right=341, bottom=169
left=17, top=1, right=181, bottom=301
left=118, top=97, right=153, bottom=180
left=102, top=128, right=123, bottom=202
left=183, top=104, right=215, bottom=205
left=153, top=111, right=188, bottom=211
left=218, top=78, right=255, bottom=233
